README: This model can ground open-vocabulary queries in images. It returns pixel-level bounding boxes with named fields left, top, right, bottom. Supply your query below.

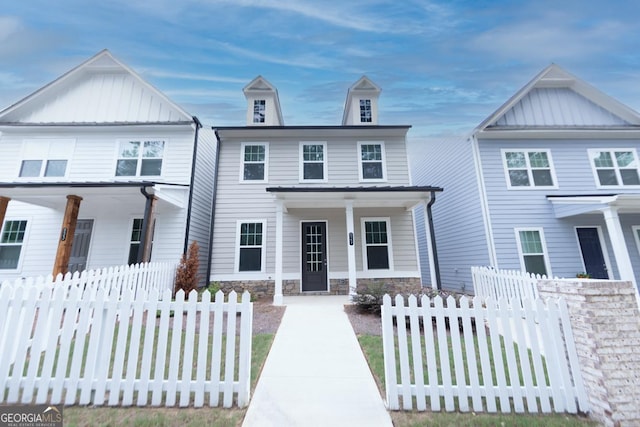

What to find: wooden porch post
left=53, top=195, right=83, bottom=277
left=140, top=195, right=158, bottom=263
left=0, top=196, right=10, bottom=230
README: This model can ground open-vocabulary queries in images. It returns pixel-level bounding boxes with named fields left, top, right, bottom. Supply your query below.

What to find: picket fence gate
left=0, top=262, right=176, bottom=301
left=0, top=286, right=253, bottom=408
left=381, top=294, right=589, bottom=414
left=472, top=266, right=542, bottom=305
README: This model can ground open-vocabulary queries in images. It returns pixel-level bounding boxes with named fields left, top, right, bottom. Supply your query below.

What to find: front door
left=301, top=222, right=328, bottom=292
left=576, top=227, right=608, bottom=279
left=68, top=219, right=94, bottom=274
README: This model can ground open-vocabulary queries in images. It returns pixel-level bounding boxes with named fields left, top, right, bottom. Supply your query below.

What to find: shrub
left=174, top=240, right=200, bottom=296
left=351, top=282, right=391, bottom=315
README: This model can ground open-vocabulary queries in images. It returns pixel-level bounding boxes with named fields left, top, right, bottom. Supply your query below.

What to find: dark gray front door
left=301, top=222, right=328, bottom=292
left=576, top=227, right=608, bottom=279
left=68, top=219, right=94, bottom=274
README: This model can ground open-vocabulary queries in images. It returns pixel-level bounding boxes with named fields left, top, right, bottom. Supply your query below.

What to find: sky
left=1, top=0, right=640, bottom=142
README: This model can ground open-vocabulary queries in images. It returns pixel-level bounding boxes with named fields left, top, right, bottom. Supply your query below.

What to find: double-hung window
left=360, top=99, right=372, bottom=123
left=0, top=220, right=27, bottom=270
left=128, top=218, right=155, bottom=264
left=362, top=219, right=392, bottom=270
left=515, top=228, right=550, bottom=277
left=358, top=142, right=386, bottom=181
left=589, top=149, right=640, bottom=187
left=19, top=139, right=74, bottom=178
left=241, top=143, right=268, bottom=181
left=300, top=142, right=327, bottom=181
left=116, top=140, right=165, bottom=177
left=253, top=100, right=266, bottom=123
left=503, top=150, right=556, bottom=188
left=237, top=221, right=265, bottom=272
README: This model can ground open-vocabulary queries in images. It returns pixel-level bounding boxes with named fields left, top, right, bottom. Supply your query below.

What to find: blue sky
left=1, top=0, right=639, bottom=141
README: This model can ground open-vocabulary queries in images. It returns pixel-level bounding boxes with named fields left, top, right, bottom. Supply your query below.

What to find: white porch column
left=422, top=200, right=439, bottom=290
left=602, top=207, right=636, bottom=286
left=345, top=200, right=357, bottom=297
left=273, top=201, right=284, bottom=305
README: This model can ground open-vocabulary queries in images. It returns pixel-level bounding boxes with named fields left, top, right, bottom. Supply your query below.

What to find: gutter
left=137, top=186, right=155, bottom=262
left=206, top=129, right=222, bottom=286
left=183, top=116, right=202, bottom=253
left=426, top=190, right=442, bottom=289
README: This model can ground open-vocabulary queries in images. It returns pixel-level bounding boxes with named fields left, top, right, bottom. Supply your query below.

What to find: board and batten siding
left=409, top=137, right=490, bottom=293
left=478, top=138, right=640, bottom=280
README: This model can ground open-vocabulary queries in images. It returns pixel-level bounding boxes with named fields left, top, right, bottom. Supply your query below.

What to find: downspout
left=427, top=190, right=442, bottom=289
left=183, top=116, right=202, bottom=253
left=206, top=129, right=222, bottom=286
left=137, top=186, right=154, bottom=262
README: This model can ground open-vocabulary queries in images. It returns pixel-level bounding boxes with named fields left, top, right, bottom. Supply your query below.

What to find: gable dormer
left=243, top=76, right=284, bottom=126
left=342, top=76, right=381, bottom=126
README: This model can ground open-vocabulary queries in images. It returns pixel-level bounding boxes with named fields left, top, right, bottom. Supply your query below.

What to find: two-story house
left=413, top=64, right=640, bottom=293
left=0, top=50, right=216, bottom=284
left=211, top=76, right=441, bottom=304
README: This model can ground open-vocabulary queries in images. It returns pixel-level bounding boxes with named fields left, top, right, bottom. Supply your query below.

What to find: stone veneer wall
left=537, top=279, right=640, bottom=427
left=216, top=277, right=423, bottom=299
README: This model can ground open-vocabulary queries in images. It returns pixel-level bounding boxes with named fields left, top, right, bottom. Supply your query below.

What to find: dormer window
left=359, top=99, right=372, bottom=123
left=253, top=100, right=266, bottom=123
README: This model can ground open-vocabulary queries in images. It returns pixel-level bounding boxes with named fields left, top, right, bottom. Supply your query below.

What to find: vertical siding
left=409, top=137, right=490, bottom=293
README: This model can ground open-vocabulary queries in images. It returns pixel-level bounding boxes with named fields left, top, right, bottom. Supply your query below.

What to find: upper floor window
left=358, top=142, right=386, bottom=181
left=362, top=218, right=392, bottom=270
left=241, top=143, right=268, bottom=182
left=0, top=220, right=27, bottom=270
left=18, top=139, right=74, bottom=178
left=515, top=228, right=550, bottom=277
left=253, top=100, right=266, bottom=123
left=300, top=142, right=327, bottom=181
left=237, top=221, right=266, bottom=272
left=503, top=150, right=556, bottom=188
left=116, top=140, right=165, bottom=177
left=360, top=99, right=372, bottom=123
left=589, top=149, right=640, bottom=187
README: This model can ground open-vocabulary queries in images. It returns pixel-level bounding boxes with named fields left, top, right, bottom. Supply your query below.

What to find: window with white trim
left=589, top=149, right=640, bottom=187
left=632, top=226, right=640, bottom=257
left=515, top=228, right=550, bottom=276
left=503, top=150, right=555, bottom=188
left=253, top=100, right=266, bottom=123
left=19, top=139, right=74, bottom=178
left=300, top=142, right=327, bottom=181
left=0, top=220, right=27, bottom=269
left=128, top=218, right=156, bottom=264
left=358, top=142, right=386, bottom=181
left=359, top=99, right=372, bottom=123
left=116, top=140, right=165, bottom=177
left=241, top=143, right=268, bottom=181
left=362, top=219, right=392, bottom=270
left=237, top=221, right=265, bottom=272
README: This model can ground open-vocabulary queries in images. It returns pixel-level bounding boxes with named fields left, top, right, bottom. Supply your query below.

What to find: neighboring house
left=211, top=76, right=441, bottom=304
left=412, top=64, right=640, bottom=293
left=0, top=50, right=216, bottom=284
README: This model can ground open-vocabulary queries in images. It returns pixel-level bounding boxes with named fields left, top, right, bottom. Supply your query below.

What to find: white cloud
left=0, top=16, right=21, bottom=41
left=141, top=69, right=247, bottom=84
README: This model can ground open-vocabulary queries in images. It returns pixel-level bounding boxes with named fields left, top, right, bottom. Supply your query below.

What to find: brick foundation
left=538, top=279, right=640, bottom=427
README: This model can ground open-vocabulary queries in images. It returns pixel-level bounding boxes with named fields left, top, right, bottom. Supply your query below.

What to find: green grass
left=357, top=335, right=596, bottom=427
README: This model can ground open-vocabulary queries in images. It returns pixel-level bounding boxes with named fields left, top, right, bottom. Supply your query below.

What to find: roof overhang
left=0, top=181, right=189, bottom=211
left=547, top=194, right=640, bottom=218
left=477, top=127, right=640, bottom=140
left=266, top=186, right=442, bottom=210
left=215, top=125, right=411, bottom=140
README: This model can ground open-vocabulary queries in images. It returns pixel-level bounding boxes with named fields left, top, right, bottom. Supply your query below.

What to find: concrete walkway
left=242, top=295, right=392, bottom=427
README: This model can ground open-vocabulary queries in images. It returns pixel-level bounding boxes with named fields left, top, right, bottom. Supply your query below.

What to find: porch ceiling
left=547, top=194, right=640, bottom=218
left=266, top=186, right=443, bottom=210
left=0, top=181, right=188, bottom=211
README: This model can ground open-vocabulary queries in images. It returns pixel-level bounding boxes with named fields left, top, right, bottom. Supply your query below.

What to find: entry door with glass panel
left=576, top=227, right=608, bottom=279
left=68, top=219, right=94, bottom=274
left=301, top=222, right=328, bottom=292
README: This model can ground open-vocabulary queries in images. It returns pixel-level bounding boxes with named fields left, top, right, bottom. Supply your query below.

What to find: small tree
left=174, top=240, right=200, bottom=295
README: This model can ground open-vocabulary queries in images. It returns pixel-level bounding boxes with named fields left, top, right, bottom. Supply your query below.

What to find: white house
left=211, top=76, right=441, bottom=304
left=0, top=50, right=216, bottom=283
left=413, top=64, right=640, bottom=292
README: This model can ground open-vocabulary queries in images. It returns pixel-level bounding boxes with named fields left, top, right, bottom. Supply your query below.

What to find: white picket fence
left=381, top=294, right=589, bottom=414
left=472, top=266, right=541, bottom=304
left=0, top=285, right=253, bottom=408
left=0, top=262, right=176, bottom=300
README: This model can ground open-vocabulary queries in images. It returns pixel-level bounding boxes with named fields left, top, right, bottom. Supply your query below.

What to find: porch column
left=345, top=200, right=357, bottom=297
left=273, top=201, right=284, bottom=305
left=422, top=200, right=439, bottom=290
left=138, top=195, right=158, bottom=263
left=602, top=207, right=636, bottom=286
left=53, top=195, right=83, bottom=277
left=0, top=196, right=10, bottom=230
